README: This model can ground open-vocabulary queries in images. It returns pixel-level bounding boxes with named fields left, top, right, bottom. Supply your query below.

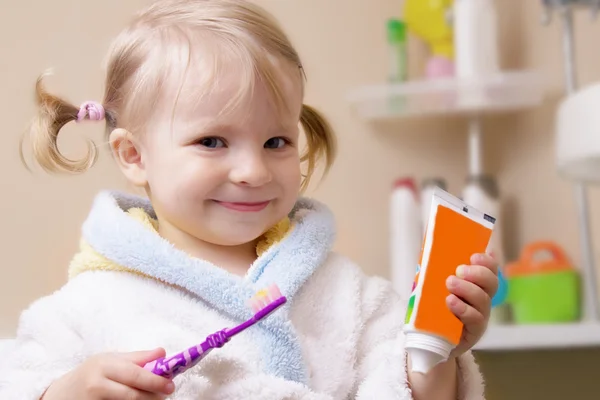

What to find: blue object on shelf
left=492, top=268, right=508, bottom=308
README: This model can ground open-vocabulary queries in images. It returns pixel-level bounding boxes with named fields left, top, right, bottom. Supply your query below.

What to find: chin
left=213, top=236, right=261, bottom=247
left=209, top=229, right=265, bottom=247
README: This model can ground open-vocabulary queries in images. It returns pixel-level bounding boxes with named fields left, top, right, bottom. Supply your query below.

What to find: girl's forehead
left=171, top=68, right=302, bottom=123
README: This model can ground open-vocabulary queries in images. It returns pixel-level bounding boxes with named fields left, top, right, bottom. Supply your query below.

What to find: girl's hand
left=446, top=252, right=499, bottom=358
left=41, top=348, right=175, bottom=400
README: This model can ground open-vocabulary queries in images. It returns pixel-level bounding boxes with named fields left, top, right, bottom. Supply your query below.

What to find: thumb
left=123, top=347, right=167, bottom=366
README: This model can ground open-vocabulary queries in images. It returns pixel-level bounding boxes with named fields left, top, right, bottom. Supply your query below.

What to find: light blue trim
left=81, top=191, right=336, bottom=384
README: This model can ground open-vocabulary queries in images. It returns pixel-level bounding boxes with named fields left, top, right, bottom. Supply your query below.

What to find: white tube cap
left=405, top=331, right=453, bottom=374
left=407, top=347, right=446, bottom=374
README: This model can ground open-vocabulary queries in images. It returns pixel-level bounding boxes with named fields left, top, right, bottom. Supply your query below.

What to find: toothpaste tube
left=403, top=187, right=495, bottom=374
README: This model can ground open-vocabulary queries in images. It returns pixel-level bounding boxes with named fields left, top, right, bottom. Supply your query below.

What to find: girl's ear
left=109, top=128, right=147, bottom=187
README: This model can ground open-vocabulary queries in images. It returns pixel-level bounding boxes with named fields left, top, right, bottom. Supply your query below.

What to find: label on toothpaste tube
left=404, top=263, right=420, bottom=325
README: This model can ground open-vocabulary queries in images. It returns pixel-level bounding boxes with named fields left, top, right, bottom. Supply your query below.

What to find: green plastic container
left=505, top=241, right=580, bottom=324
left=508, top=270, right=580, bottom=323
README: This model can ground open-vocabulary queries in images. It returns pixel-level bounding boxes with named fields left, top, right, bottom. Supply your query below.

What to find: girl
left=0, top=0, right=498, bottom=399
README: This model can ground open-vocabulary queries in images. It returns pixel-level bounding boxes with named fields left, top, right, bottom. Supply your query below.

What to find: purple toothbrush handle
left=145, top=296, right=286, bottom=379
left=144, top=330, right=229, bottom=379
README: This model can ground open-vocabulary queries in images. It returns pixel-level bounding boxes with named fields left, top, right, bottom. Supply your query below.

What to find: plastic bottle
left=453, top=0, right=500, bottom=107
left=403, top=0, right=455, bottom=79
left=453, top=0, right=499, bottom=79
left=462, top=175, right=509, bottom=322
left=390, top=177, right=422, bottom=304
left=404, top=187, right=495, bottom=374
left=387, top=18, right=408, bottom=83
left=462, top=175, right=503, bottom=266
left=420, top=178, right=447, bottom=235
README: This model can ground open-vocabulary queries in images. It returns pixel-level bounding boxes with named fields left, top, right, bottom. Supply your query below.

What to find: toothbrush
left=143, top=284, right=286, bottom=379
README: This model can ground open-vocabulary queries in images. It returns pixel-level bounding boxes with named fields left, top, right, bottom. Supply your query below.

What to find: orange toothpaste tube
left=403, top=187, right=495, bottom=374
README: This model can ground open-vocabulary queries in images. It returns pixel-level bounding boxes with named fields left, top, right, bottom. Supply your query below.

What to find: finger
left=102, top=379, right=166, bottom=400
left=446, top=294, right=487, bottom=337
left=446, top=275, right=491, bottom=317
left=123, top=348, right=167, bottom=366
left=104, top=359, right=175, bottom=395
left=470, top=253, right=498, bottom=275
left=456, top=265, right=499, bottom=298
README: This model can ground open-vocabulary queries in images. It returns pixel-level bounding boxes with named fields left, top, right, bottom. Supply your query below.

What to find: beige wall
left=1, top=0, right=599, bottom=398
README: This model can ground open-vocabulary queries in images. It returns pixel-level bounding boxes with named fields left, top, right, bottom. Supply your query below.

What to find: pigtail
left=23, top=74, right=98, bottom=174
left=299, top=104, right=337, bottom=191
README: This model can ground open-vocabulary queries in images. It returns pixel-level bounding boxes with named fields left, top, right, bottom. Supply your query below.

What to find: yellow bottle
left=403, top=0, right=455, bottom=78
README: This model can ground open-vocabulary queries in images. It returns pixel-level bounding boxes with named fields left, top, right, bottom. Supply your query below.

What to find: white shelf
left=474, top=322, right=600, bottom=351
left=347, top=70, right=544, bottom=120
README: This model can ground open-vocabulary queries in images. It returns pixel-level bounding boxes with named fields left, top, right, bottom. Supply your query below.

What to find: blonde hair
left=26, top=0, right=336, bottom=189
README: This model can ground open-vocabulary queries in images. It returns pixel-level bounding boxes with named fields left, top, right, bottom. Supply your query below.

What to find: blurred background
left=2, top=0, right=600, bottom=398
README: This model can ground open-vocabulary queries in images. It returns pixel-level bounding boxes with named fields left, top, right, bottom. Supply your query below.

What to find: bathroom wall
left=1, top=0, right=599, bottom=398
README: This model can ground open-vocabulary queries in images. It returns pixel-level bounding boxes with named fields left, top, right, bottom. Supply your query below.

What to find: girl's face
left=115, top=65, right=303, bottom=250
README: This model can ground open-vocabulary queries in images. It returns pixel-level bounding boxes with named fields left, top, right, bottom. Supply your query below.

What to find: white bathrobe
left=0, top=191, right=485, bottom=399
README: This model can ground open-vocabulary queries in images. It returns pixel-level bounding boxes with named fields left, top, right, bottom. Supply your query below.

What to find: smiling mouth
left=213, top=200, right=271, bottom=212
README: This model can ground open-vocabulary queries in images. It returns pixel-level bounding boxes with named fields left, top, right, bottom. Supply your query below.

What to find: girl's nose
left=229, top=153, right=272, bottom=187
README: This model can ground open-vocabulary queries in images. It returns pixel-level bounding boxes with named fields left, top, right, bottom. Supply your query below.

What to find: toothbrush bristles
left=269, top=283, right=282, bottom=300
left=248, top=284, right=283, bottom=313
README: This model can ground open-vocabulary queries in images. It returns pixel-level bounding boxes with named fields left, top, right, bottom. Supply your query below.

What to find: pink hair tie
left=77, top=101, right=105, bottom=122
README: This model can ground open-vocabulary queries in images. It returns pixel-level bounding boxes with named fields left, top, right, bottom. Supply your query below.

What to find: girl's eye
left=198, top=137, right=225, bottom=149
left=264, top=137, right=288, bottom=149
